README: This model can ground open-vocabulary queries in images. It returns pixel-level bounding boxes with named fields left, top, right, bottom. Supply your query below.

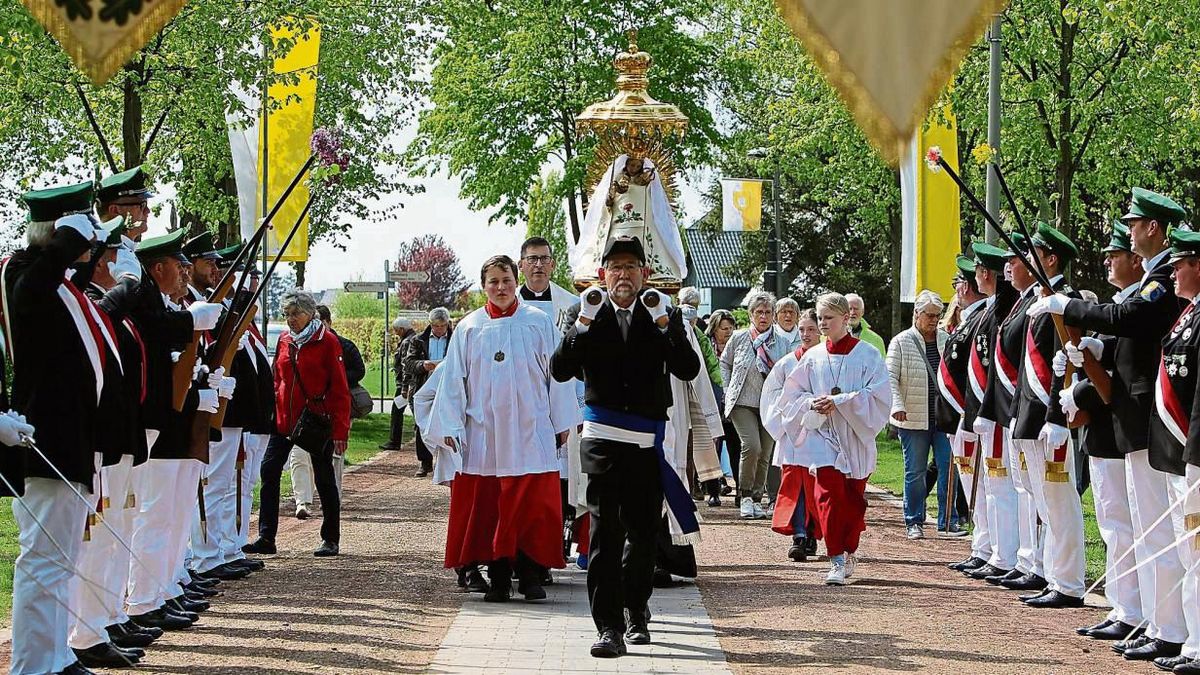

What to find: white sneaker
left=844, top=553, right=857, bottom=579
left=752, top=502, right=768, bottom=519
left=906, top=524, right=924, bottom=540
left=739, top=497, right=755, bottom=519
left=825, top=557, right=847, bottom=585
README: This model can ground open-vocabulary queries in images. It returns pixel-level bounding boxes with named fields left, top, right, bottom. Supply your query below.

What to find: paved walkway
left=429, top=567, right=731, bottom=674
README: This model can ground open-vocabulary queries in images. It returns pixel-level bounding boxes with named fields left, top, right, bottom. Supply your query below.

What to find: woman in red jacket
left=244, top=289, right=350, bottom=557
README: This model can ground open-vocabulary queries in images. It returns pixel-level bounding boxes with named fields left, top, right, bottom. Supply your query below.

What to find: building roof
left=683, top=228, right=748, bottom=290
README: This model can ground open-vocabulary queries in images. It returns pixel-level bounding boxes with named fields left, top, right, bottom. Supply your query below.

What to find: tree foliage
left=393, top=233, right=469, bottom=310
left=524, top=170, right=574, bottom=289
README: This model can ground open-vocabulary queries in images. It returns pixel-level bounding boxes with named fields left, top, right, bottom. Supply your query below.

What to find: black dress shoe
left=625, top=622, right=651, bottom=645
left=186, top=583, right=220, bottom=598
left=1174, top=657, right=1200, bottom=674
left=464, top=567, right=489, bottom=593
left=652, top=568, right=673, bottom=588
left=1003, top=573, right=1049, bottom=591
left=788, top=544, right=807, bottom=562
left=1019, top=588, right=1052, bottom=602
left=197, top=565, right=249, bottom=581
left=73, top=642, right=139, bottom=668
left=1089, top=621, right=1140, bottom=641
left=314, top=541, right=339, bottom=557
left=484, top=582, right=511, bottom=602
left=1024, top=590, right=1085, bottom=608
left=117, top=620, right=162, bottom=639
left=235, top=557, right=265, bottom=571
left=59, top=662, right=99, bottom=674
left=1077, top=618, right=1114, bottom=636
left=107, top=624, right=156, bottom=649
left=540, top=569, right=554, bottom=585
left=130, top=608, right=192, bottom=631
left=188, top=569, right=220, bottom=584
left=590, top=630, right=627, bottom=658
left=114, top=646, right=144, bottom=660
left=966, top=564, right=1008, bottom=580
left=517, top=573, right=547, bottom=600
left=1114, top=634, right=1154, bottom=655
left=984, top=569, right=1015, bottom=585
left=243, top=538, right=277, bottom=555
left=169, top=595, right=210, bottom=613
left=378, top=441, right=400, bottom=450
left=218, top=561, right=254, bottom=577
left=1155, top=655, right=1195, bottom=672
left=164, top=605, right=199, bottom=622
left=948, top=556, right=987, bottom=571
left=1125, top=639, right=1183, bottom=661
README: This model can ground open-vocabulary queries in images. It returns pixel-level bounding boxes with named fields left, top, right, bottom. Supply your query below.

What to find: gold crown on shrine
left=576, top=30, right=689, bottom=140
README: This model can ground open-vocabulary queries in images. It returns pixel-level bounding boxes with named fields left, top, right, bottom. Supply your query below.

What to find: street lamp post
left=749, top=148, right=784, bottom=297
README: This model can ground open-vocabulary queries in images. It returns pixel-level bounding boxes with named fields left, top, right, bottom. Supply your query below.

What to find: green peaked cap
left=182, top=231, right=221, bottom=260
left=954, top=255, right=975, bottom=278
left=1122, top=187, right=1186, bottom=225
left=1168, top=228, right=1200, bottom=263
left=997, top=231, right=1028, bottom=258
left=1102, top=221, right=1132, bottom=253
left=135, top=228, right=188, bottom=262
left=971, top=241, right=1009, bottom=272
left=97, top=165, right=154, bottom=204
left=21, top=181, right=94, bottom=222
left=1031, top=221, right=1078, bottom=262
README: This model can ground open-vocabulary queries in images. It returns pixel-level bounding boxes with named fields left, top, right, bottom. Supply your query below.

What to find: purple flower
left=311, top=128, right=350, bottom=171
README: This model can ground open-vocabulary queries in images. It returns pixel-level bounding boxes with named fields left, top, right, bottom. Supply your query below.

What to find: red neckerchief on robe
left=485, top=298, right=519, bottom=319
left=826, top=333, right=859, bottom=355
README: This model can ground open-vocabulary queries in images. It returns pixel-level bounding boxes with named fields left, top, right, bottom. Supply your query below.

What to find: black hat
left=602, top=235, right=646, bottom=264
left=97, top=166, right=154, bottom=204
left=183, top=232, right=221, bottom=260
left=135, top=229, right=188, bottom=263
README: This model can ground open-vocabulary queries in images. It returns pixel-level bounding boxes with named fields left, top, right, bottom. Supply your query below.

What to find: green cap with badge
left=135, top=228, right=188, bottom=263
left=1102, top=221, right=1133, bottom=253
left=21, top=181, right=95, bottom=223
left=971, top=241, right=1010, bottom=272
left=98, top=216, right=128, bottom=249
left=998, top=231, right=1028, bottom=258
left=1030, top=221, right=1078, bottom=263
left=1168, top=228, right=1200, bottom=263
left=1121, top=187, right=1187, bottom=225
left=97, top=166, right=154, bottom=204
left=182, top=231, right=221, bottom=260
left=954, top=255, right=975, bottom=279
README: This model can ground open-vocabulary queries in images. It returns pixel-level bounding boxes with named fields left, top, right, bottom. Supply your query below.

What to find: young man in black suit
left=551, top=236, right=700, bottom=658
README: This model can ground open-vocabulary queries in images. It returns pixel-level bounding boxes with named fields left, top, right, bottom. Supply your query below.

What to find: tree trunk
left=889, top=170, right=903, bottom=339
left=567, top=185, right=582, bottom=244
left=122, top=70, right=143, bottom=169
left=560, top=108, right=581, bottom=243
left=218, top=174, right=241, bottom=245
left=295, top=261, right=306, bottom=288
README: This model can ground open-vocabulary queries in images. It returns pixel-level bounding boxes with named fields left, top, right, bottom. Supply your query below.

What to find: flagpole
left=261, top=33, right=271, bottom=338
left=984, top=15, right=1002, bottom=243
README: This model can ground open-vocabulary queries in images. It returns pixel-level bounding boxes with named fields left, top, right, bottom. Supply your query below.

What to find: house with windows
left=682, top=227, right=750, bottom=315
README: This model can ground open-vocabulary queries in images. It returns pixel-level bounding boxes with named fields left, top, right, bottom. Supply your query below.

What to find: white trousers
left=127, top=454, right=203, bottom=615
left=1014, top=437, right=1085, bottom=597
left=983, top=427, right=1019, bottom=570
left=11, top=477, right=89, bottom=675
left=1169, top=464, right=1200, bottom=657
left=1089, top=456, right=1142, bottom=626
left=191, top=427, right=242, bottom=573
left=952, top=431, right=992, bottom=560
left=69, top=454, right=136, bottom=649
left=1127, top=449, right=1187, bottom=643
left=235, top=433, right=270, bottom=551
left=1006, top=426, right=1045, bottom=576
left=288, top=446, right=315, bottom=506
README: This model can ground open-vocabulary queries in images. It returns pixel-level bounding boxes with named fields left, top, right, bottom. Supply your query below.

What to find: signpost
left=343, top=262, right=430, bottom=414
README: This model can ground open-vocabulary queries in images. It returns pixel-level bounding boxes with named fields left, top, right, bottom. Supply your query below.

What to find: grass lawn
left=0, top=412, right=401, bottom=625
left=362, top=362, right=393, bottom=399
left=872, top=432, right=1105, bottom=582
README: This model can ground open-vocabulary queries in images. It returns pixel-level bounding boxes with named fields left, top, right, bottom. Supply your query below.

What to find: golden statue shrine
left=571, top=31, right=689, bottom=293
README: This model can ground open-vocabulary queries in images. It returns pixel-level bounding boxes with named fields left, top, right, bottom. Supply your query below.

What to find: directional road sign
left=389, top=270, right=431, bottom=283
left=344, top=281, right=389, bottom=293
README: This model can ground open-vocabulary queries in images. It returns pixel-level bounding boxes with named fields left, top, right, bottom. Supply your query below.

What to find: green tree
left=333, top=291, right=385, bottom=319
left=409, top=0, right=720, bottom=242
left=524, top=171, right=574, bottom=289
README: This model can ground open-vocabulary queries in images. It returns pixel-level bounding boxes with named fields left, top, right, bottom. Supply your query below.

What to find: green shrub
left=336, top=318, right=385, bottom=363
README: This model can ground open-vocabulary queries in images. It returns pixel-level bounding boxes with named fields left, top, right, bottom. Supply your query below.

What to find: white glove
left=1052, top=350, right=1069, bottom=377
left=972, top=417, right=995, bottom=437
left=641, top=289, right=672, bottom=322
left=1038, top=422, right=1070, bottom=449
left=1026, top=293, right=1070, bottom=318
left=54, top=214, right=97, bottom=241
left=217, top=376, right=236, bottom=400
left=196, top=389, right=219, bottom=413
left=238, top=332, right=250, bottom=351
left=0, top=411, right=34, bottom=447
left=206, top=366, right=226, bottom=390
left=1059, top=386, right=1080, bottom=423
left=579, top=285, right=607, bottom=321
left=107, top=247, right=143, bottom=281
left=186, top=301, right=222, bottom=331
left=170, top=351, right=182, bottom=363
left=1066, top=337, right=1104, bottom=367
left=193, top=362, right=208, bottom=380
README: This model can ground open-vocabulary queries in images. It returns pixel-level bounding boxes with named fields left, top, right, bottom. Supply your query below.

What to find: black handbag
left=286, top=343, right=334, bottom=455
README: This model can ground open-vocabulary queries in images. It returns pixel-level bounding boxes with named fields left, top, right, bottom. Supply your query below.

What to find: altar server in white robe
left=763, top=343, right=822, bottom=562
left=428, top=254, right=580, bottom=603
left=776, top=292, right=890, bottom=586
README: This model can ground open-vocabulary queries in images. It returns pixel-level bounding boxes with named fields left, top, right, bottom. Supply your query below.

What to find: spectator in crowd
left=797, top=308, right=821, bottom=354
left=679, top=288, right=722, bottom=389
left=404, top=307, right=453, bottom=477
left=245, top=288, right=351, bottom=558
left=380, top=317, right=416, bottom=450
left=940, top=296, right=963, bottom=333
left=846, top=292, right=887, bottom=356
left=771, top=298, right=803, bottom=361
left=886, top=290, right=955, bottom=540
left=706, top=309, right=736, bottom=359
left=677, top=288, right=725, bottom=506
left=706, top=309, right=738, bottom=494
left=720, top=291, right=777, bottom=520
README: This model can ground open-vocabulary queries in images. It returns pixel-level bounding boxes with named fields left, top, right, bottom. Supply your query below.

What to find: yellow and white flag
left=721, top=179, right=763, bottom=231
left=899, top=103, right=960, bottom=303
left=258, top=20, right=320, bottom=262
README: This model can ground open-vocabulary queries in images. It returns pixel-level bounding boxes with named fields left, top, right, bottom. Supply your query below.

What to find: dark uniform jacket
left=963, top=282, right=1018, bottom=433
left=979, top=287, right=1038, bottom=427
left=3, top=227, right=100, bottom=487
left=1148, top=299, right=1200, bottom=475
left=1062, top=256, right=1187, bottom=463
left=1074, top=379, right=1120, bottom=459
left=551, top=296, right=700, bottom=474
left=85, top=279, right=149, bottom=466
left=934, top=299, right=988, bottom=435
left=1013, top=276, right=1076, bottom=440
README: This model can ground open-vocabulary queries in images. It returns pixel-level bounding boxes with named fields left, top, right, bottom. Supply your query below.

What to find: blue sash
left=583, top=404, right=700, bottom=542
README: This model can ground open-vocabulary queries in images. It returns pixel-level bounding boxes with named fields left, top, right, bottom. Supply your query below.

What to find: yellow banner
left=259, top=21, right=320, bottom=262
left=721, top=180, right=763, bottom=231
left=915, top=104, right=960, bottom=302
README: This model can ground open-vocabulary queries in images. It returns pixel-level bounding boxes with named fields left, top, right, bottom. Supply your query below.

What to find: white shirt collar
left=985, top=294, right=996, bottom=307
left=961, top=297, right=987, bottom=322
left=774, top=324, right=798, bottom=341
left=1113, top=282, right=1140, bottom=303
left=1141, top=248, right=1171, bottom=287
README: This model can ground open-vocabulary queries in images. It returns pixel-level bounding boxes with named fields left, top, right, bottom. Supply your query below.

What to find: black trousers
left=389, top=393, right=406, bottom=445
left=414, top=427, right=433, bottom=467
left=258, top=433, right=340, bottom=544
left=586, top=442, right=662, bottom=633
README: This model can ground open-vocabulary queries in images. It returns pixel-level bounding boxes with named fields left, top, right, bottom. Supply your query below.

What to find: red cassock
left=444, top=471, right=565, bottom=569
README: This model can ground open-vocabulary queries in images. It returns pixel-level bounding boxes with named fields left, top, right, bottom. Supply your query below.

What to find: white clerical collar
left=1113, top=282, right=1140, bottom=303
left=1141, top=248, right=1170, bottom=287
left=961, top=297, right=987, bottom=322
left=521, top=284, right=550, bottom=300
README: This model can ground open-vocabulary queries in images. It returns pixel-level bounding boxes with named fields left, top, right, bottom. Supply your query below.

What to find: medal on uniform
left=831, top=387, right=842, bottom=395
left=1169, top=364, right=1178, bottom=376
left=494, top=350, right=505, bottom=362
left=1182, top=366, right=1190, bottom=377
left=1185, top=328, right=1193, bottom=341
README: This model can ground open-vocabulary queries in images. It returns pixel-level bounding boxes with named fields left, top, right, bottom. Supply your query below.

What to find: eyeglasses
left=523, top=255, right=554, bottom=265
left=604, top=263, right=641, bottom=275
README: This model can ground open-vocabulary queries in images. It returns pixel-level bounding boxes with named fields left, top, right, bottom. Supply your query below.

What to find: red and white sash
left=57, top=281, right=105, bottom=403
left=967, top=336, right=989, bottom=401
left=1156, top=304, right=1196, bottom=446
left=936, top=358, right=964, bottom=414
left=1023, top=327, right=1052, bottom=406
